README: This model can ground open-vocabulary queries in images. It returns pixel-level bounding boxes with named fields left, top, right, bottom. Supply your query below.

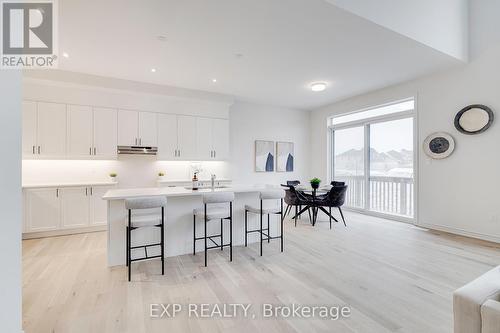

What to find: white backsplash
left=22, top=157, right=230, bottom=188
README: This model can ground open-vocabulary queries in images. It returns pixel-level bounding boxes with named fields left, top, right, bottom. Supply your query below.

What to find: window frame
left=328, top=97, right=418, bottom=223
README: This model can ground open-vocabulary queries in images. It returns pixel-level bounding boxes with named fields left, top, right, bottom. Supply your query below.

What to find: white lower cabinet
left=26, top=188, right=61, bottom=232
left=24, top=185, right=115, bottom=235
left=61, top=187, right=90, bottom=229
left=90, top=186, right=110, bottom=226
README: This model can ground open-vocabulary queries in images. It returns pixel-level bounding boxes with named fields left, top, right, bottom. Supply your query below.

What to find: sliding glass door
left=369, top=118, right=414, bottom=217
left=331, top=100, right=415, bottom=219
left=333, top=126, right=365, bottom=209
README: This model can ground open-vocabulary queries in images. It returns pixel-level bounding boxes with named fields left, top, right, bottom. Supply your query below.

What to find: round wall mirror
left=454, top=104, right=493, bottom=135
left=423, top=132, right=455, bottom=159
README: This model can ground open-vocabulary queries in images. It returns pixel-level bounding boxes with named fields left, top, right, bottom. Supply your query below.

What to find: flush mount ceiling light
left=156, top=35, right=167, bottom=42
left=212, top=78, right=217, bottom=83
left=310, top=82, right=327, bottom=92
left=151, top=68, right=157, bottom=73
left=62, top=52, right=69, bottom=58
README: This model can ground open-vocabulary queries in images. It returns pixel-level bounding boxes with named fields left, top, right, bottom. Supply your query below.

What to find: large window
left=330, top=99, right=415, bottom=219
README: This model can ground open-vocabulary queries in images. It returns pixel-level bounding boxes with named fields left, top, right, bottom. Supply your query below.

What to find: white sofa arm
left=481, top=299, right=500, bottom=333
left=453, top=266, right=500, bottom=333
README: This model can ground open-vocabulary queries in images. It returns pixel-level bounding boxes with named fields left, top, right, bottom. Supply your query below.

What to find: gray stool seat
left=244, top=205, right=281, bottom=214
left=193, top=207, right=229, bottom=220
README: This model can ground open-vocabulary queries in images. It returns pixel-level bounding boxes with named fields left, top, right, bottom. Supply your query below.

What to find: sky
left=334, top=117, right=413, bottom=155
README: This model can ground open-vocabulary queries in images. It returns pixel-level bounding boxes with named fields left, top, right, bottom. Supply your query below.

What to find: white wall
left=310, top=14, right=500, bottom=242
left=23, top=159, right=229, bottom=188
left=326, top=0, right=469, bottom=61
left=23, top=77, right=232, bottom=119
left=229, top=101, right=310, bottom=186
left=0, top=71, right=22, bottom=331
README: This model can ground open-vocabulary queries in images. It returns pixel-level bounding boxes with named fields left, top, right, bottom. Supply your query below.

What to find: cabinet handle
left=90, top=187, right=93, bottom=196
left=175, top=149, right=178, bottom=157
left=56, top=188, right=59, bottom=197
left=214, top=150, right=216, bottom=158
left=89, top=147, right=92, bottom=155
left=94, top=147, right=96, bottom=155
left=38, top=146, right=41, bottom=154
left=86, top=188, right=88, bottom=196
left=32, top=146, right=35, bottom=154
left=139, top=138, right=142, bottom=145
left=178, top=149, right=181, bottom=157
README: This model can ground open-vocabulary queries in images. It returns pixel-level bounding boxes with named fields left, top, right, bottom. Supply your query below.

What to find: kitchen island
left=103, top=185, right=282, bottom=266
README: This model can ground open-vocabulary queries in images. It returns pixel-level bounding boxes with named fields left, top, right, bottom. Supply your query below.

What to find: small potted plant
left=109, top=172, right=118, bottom=182
left=158, top=171, right=165, bottom=181
left=310, top=177, right=321, bottom=190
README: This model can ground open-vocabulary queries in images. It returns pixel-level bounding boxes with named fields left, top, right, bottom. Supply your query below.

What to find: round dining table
left=289, top=186, right=338, bottom=226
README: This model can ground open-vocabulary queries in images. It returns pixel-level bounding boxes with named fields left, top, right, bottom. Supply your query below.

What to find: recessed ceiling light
left=212, top=78, right=217, bottom=83
left=62, top=52, right=69, bottom=58
left=311, top=82, right=327, bottom=92
left=157, top=35, right=167, bottom=42
left=151, top=68, right=157, bottom=73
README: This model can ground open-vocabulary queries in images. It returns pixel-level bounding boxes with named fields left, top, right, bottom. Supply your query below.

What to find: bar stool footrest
left=246, top=228, right=269, bottom=234
left=130, top=254, right=163, bottom=262
left=206, top=243, right=232, bottom=250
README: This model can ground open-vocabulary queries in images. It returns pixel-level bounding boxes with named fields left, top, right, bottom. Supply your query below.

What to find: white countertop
left=102, top=185, right=280, bottom=200
left=157, top=178, right=232, bottom=184
left=22, top=181, right=118, bottom=189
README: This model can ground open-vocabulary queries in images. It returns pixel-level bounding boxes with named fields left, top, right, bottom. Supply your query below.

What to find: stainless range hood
left=117, top=145, right=158, bottom=155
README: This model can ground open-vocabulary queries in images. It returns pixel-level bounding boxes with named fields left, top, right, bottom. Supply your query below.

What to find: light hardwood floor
left=22, top=212, right=500, bottom=333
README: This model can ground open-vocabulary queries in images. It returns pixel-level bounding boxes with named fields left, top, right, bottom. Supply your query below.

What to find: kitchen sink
left=184, top=185, right=230, bottom=190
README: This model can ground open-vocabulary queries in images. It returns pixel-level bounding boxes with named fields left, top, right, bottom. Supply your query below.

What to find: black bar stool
left=193, top=192, right=234, bottom=267
left=244, top=189, right=285, bottom=256
left=125, top=196, right=166, bottom=281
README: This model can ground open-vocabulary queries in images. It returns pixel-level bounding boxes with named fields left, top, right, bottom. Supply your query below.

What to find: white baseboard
left=22, top=225, right=107, bottom=239
left=417, top=222, right=500, bottom=244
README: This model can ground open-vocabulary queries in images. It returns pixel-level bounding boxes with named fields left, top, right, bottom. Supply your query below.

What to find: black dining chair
left=284, top=185, right=313, bottom=226
left=330, top=181, right=345, bottom=187
left=317, top=185, right=348, bottom=229
left=283, top=180, right=302, bottom=222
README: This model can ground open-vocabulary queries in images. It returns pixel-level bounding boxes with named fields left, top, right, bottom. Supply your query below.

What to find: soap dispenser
left=192, top=172, right=199, bottom=190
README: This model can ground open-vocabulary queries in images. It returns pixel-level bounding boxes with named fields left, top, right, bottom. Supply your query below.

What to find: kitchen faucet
left=211, top=174, right=216, bottom=189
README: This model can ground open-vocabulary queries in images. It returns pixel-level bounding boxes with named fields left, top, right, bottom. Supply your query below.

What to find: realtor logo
left=1, top=0, right=58, bottom=68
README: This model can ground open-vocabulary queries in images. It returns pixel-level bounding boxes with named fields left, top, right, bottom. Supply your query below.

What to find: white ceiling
left=57, top=0, right=461, bottom=110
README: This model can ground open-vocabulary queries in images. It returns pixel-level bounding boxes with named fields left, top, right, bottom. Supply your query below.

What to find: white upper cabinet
left=118, top=110, right=158, bottom=147
left=67, top=105, right=93, bottom=157
left=37, top=102, right=67, bottom=157
left=93, top=107, right=117, bottom=158
left=22, top=100, right=229, bottom=161
left=195, top=117, right=229, bottom=160
left=67, top=106, right=117, bottom=159
left=138, top=112, right=157, bottom=146
left=177, top=115, right=197, bottom=160
left=212, top=119, right=229, bottom=160
left=117, top=110, right=139, bottom=146
left=196, top=117, right=213, bottom=160
left=158, top=113, right=178, bottom=159
left=22, top=101, right=37, bottom=157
